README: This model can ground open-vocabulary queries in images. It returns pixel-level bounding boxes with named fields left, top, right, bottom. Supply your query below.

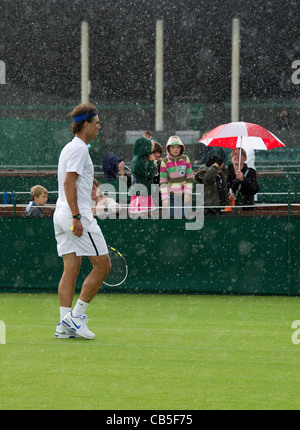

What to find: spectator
left=91, top=178, right=119, bottom=218
left=194, top=154, right=229, bottom=215
left=91, top=178, right=101, bottom=205
left=143, top=130, right=152, bottom=139
left=277, top=109, right=291, bottom=131
left=227, top=148, right=260, bottom=208
left=151, top=140, right=163, bottom=209
left=130, top=136, right=156, bottom=214
left=25, top=185, right=48, bottom=217
left=194, top=145, right=228, bottom=167
left=160, top=135, right=193, bottom=216
left=102, top=152, right=131, bottom=188
left=151, top=141, right=163, bottom=185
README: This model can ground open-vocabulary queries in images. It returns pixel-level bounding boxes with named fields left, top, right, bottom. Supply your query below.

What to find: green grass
left=0, top=293, right=300, bottom=410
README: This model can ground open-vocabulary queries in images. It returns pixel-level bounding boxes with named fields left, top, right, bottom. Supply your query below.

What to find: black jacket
left=227, top=163, right=260, bottom=206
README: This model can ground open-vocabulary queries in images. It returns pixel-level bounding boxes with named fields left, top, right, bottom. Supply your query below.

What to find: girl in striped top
left=160, top=136, right=193, bottom=215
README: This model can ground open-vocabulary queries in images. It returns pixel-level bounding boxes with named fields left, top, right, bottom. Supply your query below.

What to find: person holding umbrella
left=227, top=148, right=260, bottom=208
left=198, top=121, right=285, bottom=210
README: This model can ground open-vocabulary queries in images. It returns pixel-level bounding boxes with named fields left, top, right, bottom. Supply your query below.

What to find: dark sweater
left=227, top=163, right=260, bottom=206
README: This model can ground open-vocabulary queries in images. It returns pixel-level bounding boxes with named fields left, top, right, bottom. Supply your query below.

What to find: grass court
left=0, top=292, right=300, bottom=410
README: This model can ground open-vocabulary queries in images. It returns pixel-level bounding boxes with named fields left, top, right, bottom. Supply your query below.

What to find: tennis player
left=54, top=103, right=111, bottom=340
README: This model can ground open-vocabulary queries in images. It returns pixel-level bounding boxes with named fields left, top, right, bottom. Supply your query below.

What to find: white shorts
left=53, top=209, right=108, bottom=257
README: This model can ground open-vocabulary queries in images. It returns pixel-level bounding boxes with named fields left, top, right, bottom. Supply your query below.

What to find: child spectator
left=151, top=141, right=163, bottom=185
left=91, top=178, right=119, bottom=218
left=130, top=136, right=157, bottom=214
left=160, top=136, right=193, bottom=216
left=25, top=185, right=48, bottom=217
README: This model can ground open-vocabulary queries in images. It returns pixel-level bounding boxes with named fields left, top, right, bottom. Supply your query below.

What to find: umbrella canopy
left=199, top=121, right=286, bottom=151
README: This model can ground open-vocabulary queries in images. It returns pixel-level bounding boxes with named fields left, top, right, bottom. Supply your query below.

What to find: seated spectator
left=227, top=148, right=260, bottom=208
left=102, top=152, right=131, bottom=188
left=91, top=178, right=119, bottom=218
left=194, top=154, right=229, bottom=215
left=25, top=185, right=48, bottom=217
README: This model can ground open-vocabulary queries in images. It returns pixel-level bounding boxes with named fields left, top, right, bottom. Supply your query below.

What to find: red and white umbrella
left=199, top=121, right=286, bottom=169
left=200, top=121, right=285, bottom=150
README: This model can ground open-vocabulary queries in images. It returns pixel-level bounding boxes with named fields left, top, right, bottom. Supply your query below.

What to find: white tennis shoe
left=55, top=322, right=81, bottom=339
left=61, top=311, right=95, bottom=340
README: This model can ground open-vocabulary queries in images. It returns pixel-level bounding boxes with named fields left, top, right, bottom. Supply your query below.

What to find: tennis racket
left=103, top=246, right=128, bottom=287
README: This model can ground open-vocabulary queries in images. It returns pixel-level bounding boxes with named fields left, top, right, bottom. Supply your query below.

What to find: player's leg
left=61, top=254, right=111, bottom=340
left=58, top=252, right=82, bottom=307
left=79, top=253, right=111, bottom=303
left=60, top=218, right=110, bottom=339
left=55, top=253, right=82, bottom=339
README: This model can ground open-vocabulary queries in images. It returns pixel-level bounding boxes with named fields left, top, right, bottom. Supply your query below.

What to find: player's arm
left=64, top=171, right=83, bottom=237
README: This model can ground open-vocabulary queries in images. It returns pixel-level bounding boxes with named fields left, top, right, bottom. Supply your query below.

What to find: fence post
left=12, top=191, right=16, bottom=216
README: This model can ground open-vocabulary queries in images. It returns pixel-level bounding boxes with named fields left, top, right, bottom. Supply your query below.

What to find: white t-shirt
left=93, top=197, right=120, bottom=218
left=56, top=136, right=94, bottom=216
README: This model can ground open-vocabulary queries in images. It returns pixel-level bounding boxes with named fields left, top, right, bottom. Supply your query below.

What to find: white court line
left=4, top=340, right=300, bottom=354
left=6, top=324, right=290, bottom=336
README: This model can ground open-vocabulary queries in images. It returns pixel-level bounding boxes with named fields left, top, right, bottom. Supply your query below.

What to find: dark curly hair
left=70, top=103, right=98, bottom=134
